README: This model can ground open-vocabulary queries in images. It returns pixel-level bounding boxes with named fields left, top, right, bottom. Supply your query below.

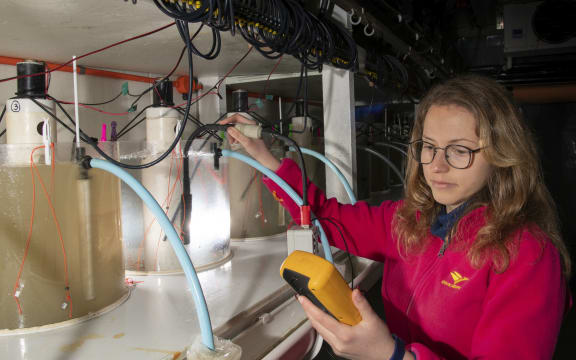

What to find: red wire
left=31, top=147, right=73, bottom=318
left=13, top=146, right=40, bottom=315
left=54, top=100, right=130, bottom=116
left=154, top=150, right=184, bottom=269
left=263, top=56, right=283, bottom=97
left=258, top=173, right=266, bottom=226
left=216, top=46, right=254, bottom=92
left=169, top=46, right=254, bottom=110
left=14, top=145, right=73, bottom=319
left=0, top=22, right=176, bottom=84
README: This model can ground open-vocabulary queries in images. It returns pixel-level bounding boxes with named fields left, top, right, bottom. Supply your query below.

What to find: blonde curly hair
left=394, top=75, right=571, bottom=277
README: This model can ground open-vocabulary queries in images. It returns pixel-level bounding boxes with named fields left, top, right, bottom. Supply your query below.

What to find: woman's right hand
left=219, top=114, right=281, bottom=172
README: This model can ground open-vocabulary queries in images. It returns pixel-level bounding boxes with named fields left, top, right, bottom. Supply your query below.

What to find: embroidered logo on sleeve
left=441, top=271, right=470, bottom=290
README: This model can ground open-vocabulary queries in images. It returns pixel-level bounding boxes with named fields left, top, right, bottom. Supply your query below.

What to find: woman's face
left=422, top=104, right=492, bottom=212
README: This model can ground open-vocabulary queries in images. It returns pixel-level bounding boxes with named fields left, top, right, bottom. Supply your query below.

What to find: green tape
left=128, top=104, right=137, bottom=113
left=122, top=82, right=129, bottom=96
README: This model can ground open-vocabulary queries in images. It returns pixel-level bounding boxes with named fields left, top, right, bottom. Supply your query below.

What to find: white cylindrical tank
left=124, top=110, right=232, bottom=273
left=136, top=107, right=182, bottom=272
left=145, top=107, right=180, bottom=148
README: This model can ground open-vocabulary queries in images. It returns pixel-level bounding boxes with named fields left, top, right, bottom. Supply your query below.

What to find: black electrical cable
left=174, top=107, right=222, bottom=142
left=290, top=66, right=309, bottom=134
left=126, top=62, right=179, bottom=112
left=314, top=216, right=355, bottom=289
left=28, top=20, right=196, bottom=170
left=180, top=122, right=233, bottom=243
left=125, top=24, right=202, bottom=113
left=266, top=63, right=305, bottom=128
left=115, top=105, right=153, bottom=139
left=115, top=116, right=147, bottom=140
left=69, top=91, right=123, bottom=106
left=261, top=129, right=309, bottom=206
left=152, top=0, right=356, bottom=70
left=0, top=104, right=5, bottom=138
left=0, top=103, right=6, bottom=127
left=28, top=97, right=95, bottom=143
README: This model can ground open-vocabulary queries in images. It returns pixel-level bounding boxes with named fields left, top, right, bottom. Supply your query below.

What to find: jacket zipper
left=405, top=234, right=450, bottom=316
left=438, top=233, right=451, bottom=256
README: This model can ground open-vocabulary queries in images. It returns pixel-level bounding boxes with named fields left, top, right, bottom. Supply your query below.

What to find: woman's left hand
left=298, top=289, right=412, bottom=360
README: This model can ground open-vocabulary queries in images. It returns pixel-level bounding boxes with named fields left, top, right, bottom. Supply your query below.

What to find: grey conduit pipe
left=373, top=142, right=408, bottom=157
left=357, top=146, right=404, bottom=184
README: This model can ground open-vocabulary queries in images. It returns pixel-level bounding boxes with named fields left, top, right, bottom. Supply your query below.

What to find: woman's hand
left=219, top=114, right=281, bottom=171
left=299, top=289, right=414, bottom=360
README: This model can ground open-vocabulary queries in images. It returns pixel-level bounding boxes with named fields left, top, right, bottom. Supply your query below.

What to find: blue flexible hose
left=89, top=158, right=215, bottom=351
left=289, top=147, right=357, bottom=204
left=221, top=150, right=334, bottom=264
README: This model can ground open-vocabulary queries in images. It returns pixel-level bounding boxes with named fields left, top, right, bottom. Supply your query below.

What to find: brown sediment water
left=0, top=163, right=126, bottom=330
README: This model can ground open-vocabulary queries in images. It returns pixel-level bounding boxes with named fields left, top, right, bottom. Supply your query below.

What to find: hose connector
left=234, top=123, right=262, bottom=139
left=81, top=156, right=93, bottom=170
left=212, top=143, right=222, bottom=170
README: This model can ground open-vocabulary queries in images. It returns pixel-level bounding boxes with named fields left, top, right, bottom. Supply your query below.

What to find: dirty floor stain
left=132, top=347, right=180, bottom=356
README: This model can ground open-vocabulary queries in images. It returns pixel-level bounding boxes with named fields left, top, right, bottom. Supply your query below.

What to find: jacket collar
left=430, top=202, right=470, bottom=240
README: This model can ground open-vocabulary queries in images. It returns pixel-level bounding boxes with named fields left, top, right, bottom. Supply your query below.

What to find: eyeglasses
left=409, top=139, right=483, bottom=169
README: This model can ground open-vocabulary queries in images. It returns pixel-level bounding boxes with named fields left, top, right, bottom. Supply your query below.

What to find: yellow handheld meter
left=280, top=250, right=362, bottom=326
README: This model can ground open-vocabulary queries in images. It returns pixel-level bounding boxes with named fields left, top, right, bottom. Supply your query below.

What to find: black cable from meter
left=314, top=216, right=355, bottom=289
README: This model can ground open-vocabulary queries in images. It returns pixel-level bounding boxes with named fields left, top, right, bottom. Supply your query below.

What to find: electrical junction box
left=287, top=226, right=316, bottom=255
left=504, top=2, right=576, bottom=56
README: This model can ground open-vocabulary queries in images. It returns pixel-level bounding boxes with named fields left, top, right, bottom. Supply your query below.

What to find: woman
left=222, top=75, right=571, bottom=359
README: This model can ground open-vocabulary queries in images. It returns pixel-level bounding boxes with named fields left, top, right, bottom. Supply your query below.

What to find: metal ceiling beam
left=333, top=0, right=452, bottom=79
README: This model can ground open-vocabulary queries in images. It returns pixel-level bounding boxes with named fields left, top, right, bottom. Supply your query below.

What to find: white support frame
left=198, top=75, right=227, bottom=124
left=322, top=5, right=357, bottom=203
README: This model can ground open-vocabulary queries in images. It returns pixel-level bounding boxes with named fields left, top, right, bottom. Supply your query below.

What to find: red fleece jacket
left=263, top=158, right=568, bottom=360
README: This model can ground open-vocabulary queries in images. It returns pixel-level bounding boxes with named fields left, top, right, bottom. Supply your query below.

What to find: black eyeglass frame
left=409, top=139, right=484, bottom=169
